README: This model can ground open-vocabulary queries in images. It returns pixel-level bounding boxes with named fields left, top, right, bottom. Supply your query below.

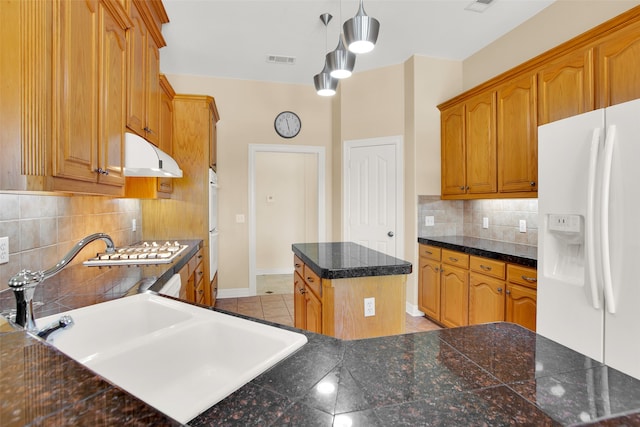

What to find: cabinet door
left=157, top=76, right=174, bottom=195
left=418, top=257, right=441, bottom=321
left=145, top=38, right=160, bottom=145
left=53, top=0, right=99, bottom=183
left=506, top=283, right=537, bottom=332
left=126, top=0, right=146, bottom=137
left=538, top=48, right=595, bottom=125
left=597, top=20, right=640, bottom=108
left=97, top=1, right=126, bottom=187
left=305, top=285, right=322, bottom=334
left=294, top=272, right=306, bottom=329
left=497, top=73, right=538, bottom=193
left=440, top=265, right=469, bottom=328
left=469, top=273, right=505, bottom=325
left=466, top=91, right=497, bottom=194
left=441, top=103, right=466, bottom=196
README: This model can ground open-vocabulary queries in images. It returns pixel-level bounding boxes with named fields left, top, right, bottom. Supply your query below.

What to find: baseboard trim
left=255, top=268, right=294, bottom=276
left=405, top=302, right=425, bottom=317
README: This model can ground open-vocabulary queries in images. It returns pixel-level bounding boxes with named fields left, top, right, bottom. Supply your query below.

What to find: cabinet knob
left=466, top=186, right=469, bottom=190
left=295, top=263, right=301, bottom=268
left=530, top=181, right=536, bottom=187
left=143, top=127, right=155, bottom=135
left=459, top=186, right=465, bottom=190
left=299, top=288, right=306, bottom=294
left=506, top=289, right=511, bottom=295
left=307, top=276, right=314, bottom=283
left=497, top=287, right=503, bottom=293
left=95, top=168, right=109, bottom=175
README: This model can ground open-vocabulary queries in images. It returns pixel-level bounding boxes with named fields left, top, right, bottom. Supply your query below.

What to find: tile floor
left=215, top=274, right=441, bottom=335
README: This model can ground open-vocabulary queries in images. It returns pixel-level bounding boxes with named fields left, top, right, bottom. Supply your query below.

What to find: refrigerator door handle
left=586, top=127, right=602, bottom=310
left=601, top=125, right=617, bottom=314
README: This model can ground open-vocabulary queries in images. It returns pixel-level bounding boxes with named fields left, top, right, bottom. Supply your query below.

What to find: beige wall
left=255, top=152, right=318, bottom=272
left=463, top=0, right=640, bottom=89
left=163, top=74, right=332, bottom=292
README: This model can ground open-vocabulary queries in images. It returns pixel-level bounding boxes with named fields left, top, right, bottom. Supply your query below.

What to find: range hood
left=123, top=132, right=183, bottom=178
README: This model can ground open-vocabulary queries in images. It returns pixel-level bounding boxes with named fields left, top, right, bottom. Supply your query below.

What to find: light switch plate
left=519, top=219, right=527, bottom=233
left=482, top=217, right=489, bottom=229
left=0, top=236, right=8, bottom=264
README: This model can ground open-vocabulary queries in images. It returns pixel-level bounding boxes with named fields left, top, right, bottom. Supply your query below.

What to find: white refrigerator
left=538, top=97, right=640, bottom=381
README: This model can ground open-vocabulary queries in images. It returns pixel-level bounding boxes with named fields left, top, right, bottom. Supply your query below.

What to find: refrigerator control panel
left=548, top=214, right=582, bottom=233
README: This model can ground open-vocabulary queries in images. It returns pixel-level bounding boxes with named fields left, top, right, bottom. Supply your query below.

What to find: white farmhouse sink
left=37, top=293, right=307, bottom=423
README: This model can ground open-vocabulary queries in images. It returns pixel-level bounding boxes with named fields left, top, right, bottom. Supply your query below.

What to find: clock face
left=274, top=111, right=301, bottom=139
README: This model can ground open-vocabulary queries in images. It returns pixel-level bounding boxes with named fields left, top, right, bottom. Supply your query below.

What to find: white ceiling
left=160, top=0, right=556, bottom=86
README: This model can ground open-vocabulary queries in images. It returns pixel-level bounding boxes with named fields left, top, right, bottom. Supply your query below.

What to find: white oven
left=209, top=169, right=218, bottom=282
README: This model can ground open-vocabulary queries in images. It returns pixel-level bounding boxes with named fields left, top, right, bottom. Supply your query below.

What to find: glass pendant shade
left=326, top=37, right=356, bottom=79
left=343, top=0, right=380, bottom=54
left=313, top=64, right=337, bottom=96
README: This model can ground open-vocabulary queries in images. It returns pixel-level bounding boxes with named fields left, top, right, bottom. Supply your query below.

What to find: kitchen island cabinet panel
left=292, top=242, right=411, bottom=339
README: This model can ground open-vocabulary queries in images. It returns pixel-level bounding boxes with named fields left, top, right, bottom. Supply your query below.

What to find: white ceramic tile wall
left=418, top=196, right=538, bottom=246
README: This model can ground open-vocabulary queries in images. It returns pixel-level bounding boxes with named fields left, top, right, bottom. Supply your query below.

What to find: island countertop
left=292, top=242, right=412, bottom=279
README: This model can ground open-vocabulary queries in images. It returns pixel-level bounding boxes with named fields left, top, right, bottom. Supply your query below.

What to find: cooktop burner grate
left=83, top=241, right=188, bottom=267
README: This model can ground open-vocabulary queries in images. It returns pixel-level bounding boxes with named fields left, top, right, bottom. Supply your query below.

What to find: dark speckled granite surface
left=3, top=314, right=640, bottom=426
left=418, top=236, right=537, bottom=267
left=292, top=242, right=412, bottom=279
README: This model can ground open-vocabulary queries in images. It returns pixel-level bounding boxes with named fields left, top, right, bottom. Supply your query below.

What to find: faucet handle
left=8, top=269, right=44, bottom=290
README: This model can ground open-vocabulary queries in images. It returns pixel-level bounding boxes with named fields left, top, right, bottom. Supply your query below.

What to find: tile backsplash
left=0, top=193, right=141, bottom=317
left=418, top=196, right=538, bottom=246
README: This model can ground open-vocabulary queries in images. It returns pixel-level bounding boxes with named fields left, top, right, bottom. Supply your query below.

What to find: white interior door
left=344, top=137, right=403, bottom=258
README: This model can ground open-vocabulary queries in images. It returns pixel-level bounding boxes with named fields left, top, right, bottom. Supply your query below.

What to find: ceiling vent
left=266, top=55, right=296, bottom=65
left=465, top=0, right=495, bottom=13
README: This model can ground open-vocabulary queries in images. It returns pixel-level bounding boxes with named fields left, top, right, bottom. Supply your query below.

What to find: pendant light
left=326, top=1, right=356, bottom=79
left=313, top=13, right=337, bottom=96
left=343, top=0, right=380, bottom=54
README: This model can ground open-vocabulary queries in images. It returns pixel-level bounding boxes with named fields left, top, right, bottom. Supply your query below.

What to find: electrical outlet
left=482, top=217, right=489, bottom=229
left=364, top=297, right=375, bottom=317
left=519, top=219, right=527, bottom=233
left=0, top=236, right=8, bottom=264
left=424, top=216, right=434, bottom=227
left=235, top=214, right=245, bottom=223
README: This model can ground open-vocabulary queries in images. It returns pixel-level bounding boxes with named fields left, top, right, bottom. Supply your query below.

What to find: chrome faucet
left=8, top=233, right=116, bottom=332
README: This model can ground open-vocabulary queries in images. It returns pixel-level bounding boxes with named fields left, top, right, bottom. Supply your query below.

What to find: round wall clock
left=274, top=111, right=301, bottom=139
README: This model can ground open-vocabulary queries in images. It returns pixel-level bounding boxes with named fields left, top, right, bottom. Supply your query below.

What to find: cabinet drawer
left=303, top=265, right=322, bottom=298
left=294, top=255, right=305, bottom=278
left=470, top=256, right=506, bottom=280
left=419, top=244, right=441, bottom=261
left=441, top=249, right=469, bottom=269
left=194, top=278, right=205, bottom=304
left=507, top=264, right=538, bottom=289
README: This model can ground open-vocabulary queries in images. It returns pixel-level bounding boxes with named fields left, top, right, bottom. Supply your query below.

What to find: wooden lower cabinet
left=293, top=254, right=406, bottom=339
left=178, top=247, right=205, bottom=304
left=440, top=264, right=469, bottom=328
left=419, top=244, right=538, bottom=331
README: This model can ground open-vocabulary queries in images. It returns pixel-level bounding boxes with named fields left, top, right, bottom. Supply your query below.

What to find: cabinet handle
left=143, top=127, right=155, bottom=135
left=424, top=250, right=433, bottom=255
left=306, top=276, right=314, bottom=283
left=465, top=186, right=469, bottom=190
left=480, top=265, right=492, bottom=271
left=197, top=255, right=203, bottom=259
left=198, top=289, right=204, bottom=294
left=459, top=186, right=465, bottom=190
left=506, top=289, right=511, bottom=295
left=95, top=168, right=109, bottom=175
left=530, top=181, right=536, bottom=187
left=448, top=257, right=458, bottom=262
left=198, top=271, right=203, bottom=276
left=497, top=287, right=503, bottom=293
left=299, top=288, right=306, bottom=294
left=521, top=275, right=537, bottom=283
left=295, top=263, right=301, bottom=268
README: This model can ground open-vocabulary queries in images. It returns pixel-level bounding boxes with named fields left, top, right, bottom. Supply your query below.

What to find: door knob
left=387, top=231, right=394, bottom=237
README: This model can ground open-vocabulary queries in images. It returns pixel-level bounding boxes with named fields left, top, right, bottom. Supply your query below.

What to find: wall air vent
left=266, top=55, right=296, bottom=65
left=465, top=0, right=495, bottom=13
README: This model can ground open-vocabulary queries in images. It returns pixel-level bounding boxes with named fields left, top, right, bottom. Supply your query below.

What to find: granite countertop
left=3, top=307, right=640, bottom=425
left=292, top=242, right=412, bottom=279
left=418, top=236, right=537, bottom=268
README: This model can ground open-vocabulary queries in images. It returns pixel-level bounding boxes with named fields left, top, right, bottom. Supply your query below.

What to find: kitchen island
left=292, top=242, right=412, bottom=339
left=3, top=315, right=640, bottom=426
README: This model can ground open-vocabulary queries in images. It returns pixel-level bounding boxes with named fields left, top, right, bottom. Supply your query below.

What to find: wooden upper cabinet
left=497, top=73, right=538, bottom=193
left=597, top=19, right=640, bottom=108
left=441, top=103, right=466, bottom=196
left=466, top=91, right=497, bottom=194
left=538, top=47, right=595, bottom=125
left=157, top=74, right=175, bottom=195
left=52, top=0, right=127, bottom=194
left=126, top=0, right=166, bottom=145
